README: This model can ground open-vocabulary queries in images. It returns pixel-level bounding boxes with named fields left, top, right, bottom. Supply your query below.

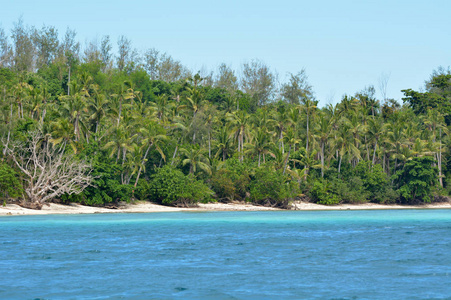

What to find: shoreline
left=1, top=200, right=451, bottom=216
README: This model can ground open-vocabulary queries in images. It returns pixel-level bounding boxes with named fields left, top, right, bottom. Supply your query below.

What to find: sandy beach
left=1, top=200, right=451, bottom=216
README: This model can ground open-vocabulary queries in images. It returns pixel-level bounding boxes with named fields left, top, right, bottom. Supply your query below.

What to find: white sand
left=1, top=200, right=450, bottom=216
left=291, top=201, right=451, bottom=210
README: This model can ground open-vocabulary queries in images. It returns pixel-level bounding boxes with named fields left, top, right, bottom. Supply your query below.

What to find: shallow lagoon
left=1, top=210, right=450, bottom=299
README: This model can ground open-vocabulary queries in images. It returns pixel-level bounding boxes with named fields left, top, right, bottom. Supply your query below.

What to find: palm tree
left=245, top=127, right=273, bottom=167
left=386, top=120, right=408, bottom=173
left=422, top=109, right=447, bottom=187
left=152, top=94, right=173, bottom=124
left=291, top=149, right=320, bottom=181
left=348, top=112, right=366, bottom=166
left=178, top=82, right=207, bottom=143
left=50, top=118, right=77, bottom=153
left=111, top=80, right=134, bottom=126
left=134, top=121, right=167, bottom=187
left=273, top=106, right=289, bottom=153
left=313, top=112, right=333, bottom=178
left=88, top=87, right=110, bottom=139
left=282, top=127, right=300, bottom=174
left=214, top=125, right=233, bottom=161
left=367, top=116, right=386, bottom=166
left=299, top=98, right=317, bottom=154
left=11, top=82, right=32, bottom=119
left=180, top=145, right=211, bottom=175
left=227, top=110, right=252, bottom=162
left=104, top=125, right=136, bottom=163
left=331, top=118, right=360, bottom=174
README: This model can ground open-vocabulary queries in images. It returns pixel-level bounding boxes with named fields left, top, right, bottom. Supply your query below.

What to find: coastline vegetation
left=1, top=20, right=450, bottom=209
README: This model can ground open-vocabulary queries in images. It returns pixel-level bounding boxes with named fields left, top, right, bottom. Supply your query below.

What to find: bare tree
left=5, top=132, right=92, bottom=209
left=378, top=72, right=390, bottom=102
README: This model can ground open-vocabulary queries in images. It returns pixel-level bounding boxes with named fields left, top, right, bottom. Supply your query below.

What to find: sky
left=1, top=0, right=450, bottom=107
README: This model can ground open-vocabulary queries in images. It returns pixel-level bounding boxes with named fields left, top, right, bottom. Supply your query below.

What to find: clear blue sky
left=1, top=0, right=450, bottom=106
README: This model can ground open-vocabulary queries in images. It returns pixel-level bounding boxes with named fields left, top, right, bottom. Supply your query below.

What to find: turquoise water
left=1, top=210, right=451, bottom=299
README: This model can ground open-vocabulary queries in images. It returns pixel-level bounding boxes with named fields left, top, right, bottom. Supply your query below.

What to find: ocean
left=1, top=210, right=450, bottom=299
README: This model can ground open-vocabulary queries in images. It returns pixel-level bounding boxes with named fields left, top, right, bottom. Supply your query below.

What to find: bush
left=309, top=180, right=341, bottom=205
left=354, top=161, right=390, bottom=202
left=308, top=177, right=370, bottom=205
left=210, top=158, right=251, bottom=201
left=0, top=161, right=23, bottom=202
left=149, top=165, right=213, bottom=206
left=392, top=156, right=438, bottom=203
left=249, top=167, right=299, bottom=207
left=63, top=146, right=133, bottom=206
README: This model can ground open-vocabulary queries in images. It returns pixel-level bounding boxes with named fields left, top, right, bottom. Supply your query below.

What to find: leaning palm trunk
left=134, top=144, right=152, bottom=188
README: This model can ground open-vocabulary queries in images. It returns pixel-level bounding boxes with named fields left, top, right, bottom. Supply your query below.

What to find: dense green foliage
left=149, top=165, right=213, bottom=206
left=0, top=161, right=23, bottom=203
left=1, top=21, right=450, bottom=207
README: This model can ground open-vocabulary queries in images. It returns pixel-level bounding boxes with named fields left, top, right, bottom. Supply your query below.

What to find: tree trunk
left=321, top=141, right=325, bottom=178
left=439, top=128, right=443, bottom=187
left=283, top=144, right=292, bottom=175
left=95, top=121, right=99, bottom=141
left=208, top=131, right=211, bottom=159
left=306, top=113, right=309, bottom=153
left=171, top=141, right=179, bottom=166
left=117, top=99, right=122, bottom=126
left=372, top=139, right=378, bottom=167
left=134, top=144, right=152, bottom=188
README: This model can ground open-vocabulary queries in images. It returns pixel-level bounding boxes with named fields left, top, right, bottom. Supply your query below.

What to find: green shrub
left=354, top=161, right=390, bottom=202
left=149, top=165, right=213, bottom=206
left=309, top=180, right=341, bottom=205
left=249, top=167, right=299, bottom=206
left=0, top=162, right=23, bottom=202
left=210, top=158, right=251, bottom=201
left=392, top=156, right=438, bottom=203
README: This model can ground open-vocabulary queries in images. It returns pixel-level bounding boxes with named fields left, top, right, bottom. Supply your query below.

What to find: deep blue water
left=1, top=210, right=451, bottom=299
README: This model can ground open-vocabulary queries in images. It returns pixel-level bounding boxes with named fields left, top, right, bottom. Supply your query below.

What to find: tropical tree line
left=1, top=21, right=450, bottom=208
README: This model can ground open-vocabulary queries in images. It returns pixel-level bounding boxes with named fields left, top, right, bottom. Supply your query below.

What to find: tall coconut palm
left=180, top=144, right=211, bottom=175
left=299, top=98, right=317, bottom=154
left=134, top=121, right=167, bottom=187
left=367, top=116, right=387, bottom=166
left=313, top=112, right=333, bottom=178
left=111, top=80, right=134, bottom=126
left=227, top=110, right=252, bottom=162
left=331, top=118, right=359, bottom=174
left=282, top=127, right=300, bottom=174
left=273, top=106, right=289, bottom=153
left=49, top=117, right=77, bottom=153
left=214, top=125, right=233, bottom=161
left=104, top=125, right=136, bottom=164
left=88, top=87, right=110, bottom=139
left=245, top=126, right=273, bottom=167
